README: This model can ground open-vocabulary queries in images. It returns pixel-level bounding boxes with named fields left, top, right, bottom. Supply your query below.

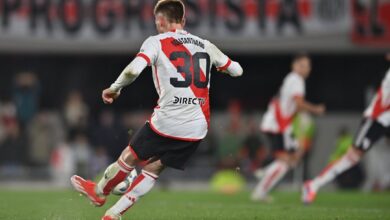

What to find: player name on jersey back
left=172, top=37, right=205, bottom=49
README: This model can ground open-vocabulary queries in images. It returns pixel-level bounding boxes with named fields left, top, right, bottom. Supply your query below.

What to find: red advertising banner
left=351, top=0, right=390, bottom=46
left=1, top=0, right=388, bottom=52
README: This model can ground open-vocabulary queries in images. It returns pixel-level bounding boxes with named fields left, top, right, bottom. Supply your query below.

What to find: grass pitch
left=0, top=189, right=389, bottom=220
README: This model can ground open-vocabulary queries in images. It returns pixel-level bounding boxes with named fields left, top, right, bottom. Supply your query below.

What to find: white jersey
left=136, top=29, right=233, bottom=141
left=261, top=72, right=305, bottom=133
left=364, top=68, right=390, bottom=127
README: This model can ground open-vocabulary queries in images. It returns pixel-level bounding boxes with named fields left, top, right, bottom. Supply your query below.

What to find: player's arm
left=206, top=41, right=243, bottom=77
left=102, top=37, right=158, bottom=104
left=102, top=57, right=148, bottom=104
left=294, top=96, right=325, bottom=115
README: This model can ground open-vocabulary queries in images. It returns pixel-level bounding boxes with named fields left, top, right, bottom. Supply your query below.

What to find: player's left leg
left=102, top=159, right=164, bottom=220
left=71, top=146, right=139, bottom=207
left=96, top=147, right=138, bottom=196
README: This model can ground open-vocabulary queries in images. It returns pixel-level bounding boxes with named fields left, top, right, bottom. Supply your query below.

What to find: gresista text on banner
left=1, top=0, right=388, bottom=52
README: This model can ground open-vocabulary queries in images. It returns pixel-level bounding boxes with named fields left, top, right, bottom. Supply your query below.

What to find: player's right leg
left=302, top=118, right=387, bottom=204
left=302, top=147, right=362, bottom=204
left=102, top=121, right=201, bottom=219
left=71, top=146, right=139, bottom=207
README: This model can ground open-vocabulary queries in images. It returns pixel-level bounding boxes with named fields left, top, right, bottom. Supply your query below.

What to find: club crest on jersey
left=173, top=96, right=206, bottom=106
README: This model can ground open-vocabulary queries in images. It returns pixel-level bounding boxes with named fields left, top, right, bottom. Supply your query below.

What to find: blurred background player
left=302, top=54, right=390, bottom=204
left=70, top=0, right=243, bottom=219
left=251, top=54, right=325, bottom=202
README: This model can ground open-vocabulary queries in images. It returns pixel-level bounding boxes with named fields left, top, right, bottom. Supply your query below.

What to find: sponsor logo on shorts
left=173, top=96, right=206, bottom=106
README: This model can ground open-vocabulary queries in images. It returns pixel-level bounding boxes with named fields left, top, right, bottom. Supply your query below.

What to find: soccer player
left=70, top=0, right=243, bottom=219
left=302, top=61, right=390, bottom=204
left=251, top=54, right=325, bottom=202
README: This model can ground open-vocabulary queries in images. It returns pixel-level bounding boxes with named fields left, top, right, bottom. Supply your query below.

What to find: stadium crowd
left=1, top=72, right=389, bottom=191
left=0, top=72, right=269, bottom=183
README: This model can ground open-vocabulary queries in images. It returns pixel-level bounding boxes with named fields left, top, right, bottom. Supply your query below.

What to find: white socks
left=108, top=170, right=158, bottom=216
left=252, top=160, right=289, bottom=200
left=97, top=158, right=134, bottom=196
left=311, top=150, right=361, bottom=192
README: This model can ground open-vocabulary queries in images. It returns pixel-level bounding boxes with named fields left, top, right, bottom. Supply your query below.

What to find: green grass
left=0, top=189, right=389, bottom=220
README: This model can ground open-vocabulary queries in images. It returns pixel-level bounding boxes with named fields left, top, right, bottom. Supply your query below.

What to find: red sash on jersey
left=371, top=88, right=390, bottom=119
left=273, top=98, right=295, bottom=133
left=160, top=37, right=210, bottom=127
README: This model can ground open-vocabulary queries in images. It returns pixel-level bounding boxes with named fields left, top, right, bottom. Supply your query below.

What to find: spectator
left=91, top=110, right=129, bottom=161
left=217, top=121, right=243, bottom=169
left=217, top=101, right=244, bottom=169
left=13, top=72, right=40, bottom=127
left=0, top=120, right=4, bottom=144
left=0, top=120, right=26, bottom=166
left=0, top=101, right=17, bottom=144
left=63, top=90, right=89, bottom=132
left=329, top=127, right=352, bottom=163
left=0, top=102, right=4, bottom=143
left=239, top=119, right=267, bottom=175
left=70, top=132, right=92, bottom=179
left=90, top=147, right=110, bottom=178
left=28, top=112, right=65, bottom=166
left=50, top=142, right=76, bottom=187
left=0, top=101, right=26, bottom=167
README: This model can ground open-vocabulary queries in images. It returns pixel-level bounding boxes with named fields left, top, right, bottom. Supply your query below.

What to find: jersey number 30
left=169, top=52, right=210, bottom=88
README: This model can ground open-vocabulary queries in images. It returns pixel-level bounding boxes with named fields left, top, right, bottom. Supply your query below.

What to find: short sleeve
left=205, top=40, right=231, bottom=71
left=137, top=36, right=159, bottom=66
